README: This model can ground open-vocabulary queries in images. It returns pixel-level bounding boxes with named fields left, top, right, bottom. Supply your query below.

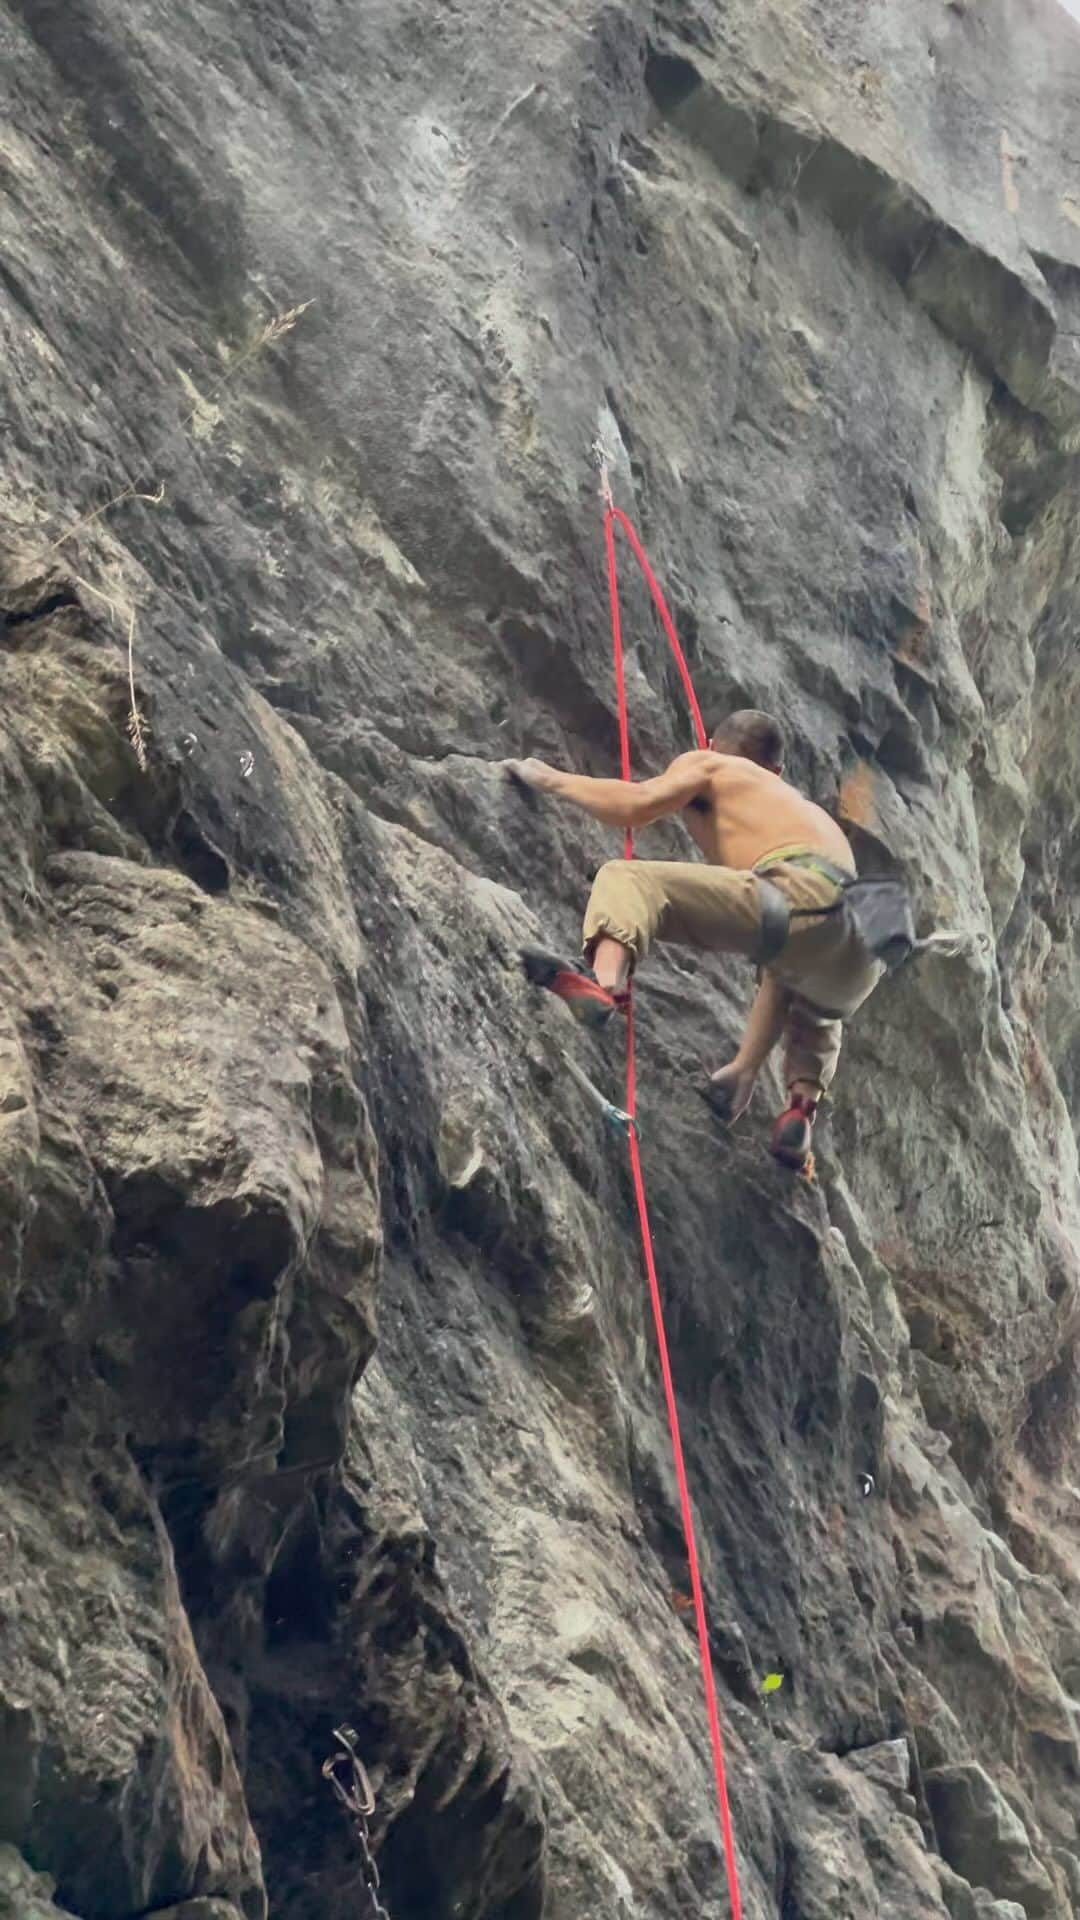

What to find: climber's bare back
left=681, top=753, right=856, bottom=872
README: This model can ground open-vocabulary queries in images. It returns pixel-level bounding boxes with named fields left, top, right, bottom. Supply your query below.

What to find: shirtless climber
left=506, top=710, right=882, bottom=1171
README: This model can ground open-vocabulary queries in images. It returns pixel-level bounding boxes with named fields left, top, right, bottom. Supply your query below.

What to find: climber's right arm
left=505, top=752, right=722, bottom=829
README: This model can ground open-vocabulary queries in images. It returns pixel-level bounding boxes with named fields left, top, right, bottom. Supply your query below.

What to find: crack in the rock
left=2, top=590, right=80, bottom=630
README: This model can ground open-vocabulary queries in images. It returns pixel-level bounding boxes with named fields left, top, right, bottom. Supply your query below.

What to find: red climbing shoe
left=770, top=1093, right=818, bottom=1172
left=521, top=949, right=626, bottom=1030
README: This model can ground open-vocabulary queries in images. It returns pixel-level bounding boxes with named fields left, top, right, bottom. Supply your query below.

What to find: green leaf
left=760, top=1672, right=785, bottom=1695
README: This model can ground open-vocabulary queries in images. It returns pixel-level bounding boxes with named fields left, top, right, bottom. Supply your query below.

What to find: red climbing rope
left=602, top=497, right=745, bottom=1920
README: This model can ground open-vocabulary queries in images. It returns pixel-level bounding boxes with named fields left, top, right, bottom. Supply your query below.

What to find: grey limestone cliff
left=3, top=1, right=1080, bottom=1916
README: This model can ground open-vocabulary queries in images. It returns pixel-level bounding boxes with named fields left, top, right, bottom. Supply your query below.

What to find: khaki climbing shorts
left=582, top=856, right=882, bottom=1097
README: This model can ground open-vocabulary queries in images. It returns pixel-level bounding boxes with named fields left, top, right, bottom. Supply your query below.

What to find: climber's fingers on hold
left=503, top=756, right=555, bottom=795
left=702, top=1060, right=756, bottom=1124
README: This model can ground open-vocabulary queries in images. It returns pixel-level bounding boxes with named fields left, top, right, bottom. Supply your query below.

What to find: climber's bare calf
left=591, top=935, right=631, bottom=993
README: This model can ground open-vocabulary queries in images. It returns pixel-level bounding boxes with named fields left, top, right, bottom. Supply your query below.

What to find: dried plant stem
left=45, top=484, right=165, bottom=561
left=50, top=302, right=313, bottom=560
left=125, top=607, right=147, bottom=770
left=42, top=299, right=312, bottom=770
left=70, top=572, right=149, bottom=770
left=187, top=299, right=313, bottom=423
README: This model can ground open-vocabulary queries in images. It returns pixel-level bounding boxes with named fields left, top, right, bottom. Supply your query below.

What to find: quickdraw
left=322, top=1726, right=392, bottom=1919
left=561, top=1049, right=639, bottom=1140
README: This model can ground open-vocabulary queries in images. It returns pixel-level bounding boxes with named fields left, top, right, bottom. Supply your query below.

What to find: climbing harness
left=594, top=445, right=745, bottom=1920
left=322, top=1726, right=392, bottom=1919
left=754, top=836, right=990, bottom=976
left=755, top=849, right=918, bottom=974
left=780, top=866, right=977, bottom=976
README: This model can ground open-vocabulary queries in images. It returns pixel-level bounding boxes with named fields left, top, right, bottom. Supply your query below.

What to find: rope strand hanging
left=596, top=450, right=744, bottom=1920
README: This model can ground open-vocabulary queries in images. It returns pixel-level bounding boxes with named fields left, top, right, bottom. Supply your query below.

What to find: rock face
left=2, top=1, right=1080, bottom=1916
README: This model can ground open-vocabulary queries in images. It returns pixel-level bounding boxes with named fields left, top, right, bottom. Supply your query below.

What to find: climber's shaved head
left=710, top=709, right=785, bottom=773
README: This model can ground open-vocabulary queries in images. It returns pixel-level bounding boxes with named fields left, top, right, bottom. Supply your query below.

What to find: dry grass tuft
left=259, top=300, right=314, bottom=346
left=46, top=484, right=166, bottom=562
left=41, top=300, right=313, bottom=769
left=124, top=606, right=149, bottom=771
left=68, top=570, right=149, bottom=769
